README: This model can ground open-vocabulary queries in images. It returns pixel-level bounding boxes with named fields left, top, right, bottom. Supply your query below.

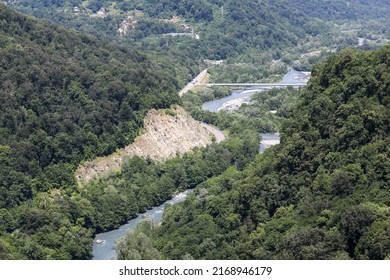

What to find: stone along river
left=92, top=68, right=308, bottom=260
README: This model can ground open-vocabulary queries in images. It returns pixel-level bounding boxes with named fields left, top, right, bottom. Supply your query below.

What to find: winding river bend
left=92, top=190, right=193, bottom=260
left=202, top=67, right=308, bottom=113
left=92, top=67, right=307, bottom=260
left=202, top=67, right=308, bottom=153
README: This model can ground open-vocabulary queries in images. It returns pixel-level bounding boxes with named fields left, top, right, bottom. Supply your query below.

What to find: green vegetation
left=1, top=1, right=390, bottom=261
left=208, top=63, right=287, bottom=83
left=0, top=7, right=261, bottom=259
left=0, top=4, right=180, bottom=259
left=83, top=134, right=259, bottom=234
left=9, top=0, right=390, bottom=84
left=0, top=3, right=179, bottom=205
left=116, top=47, right=390, bottom=260
left=182, top=86, right=302, bottom=134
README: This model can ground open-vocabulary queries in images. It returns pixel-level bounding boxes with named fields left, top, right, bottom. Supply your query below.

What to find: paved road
left=200, top=123, right=226, bottom=143
left=178, top=69, right=208, bottom=96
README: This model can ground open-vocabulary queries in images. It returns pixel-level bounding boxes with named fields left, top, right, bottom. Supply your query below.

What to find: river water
left=92, top=67, right=307, bottom=260
left=92, top=190, right=193, bottom=260
left=202, top=68, right=307, bottom=153
left=202, top=67, right=308, bottom=113
left=259, top=133, right=281, bottom=153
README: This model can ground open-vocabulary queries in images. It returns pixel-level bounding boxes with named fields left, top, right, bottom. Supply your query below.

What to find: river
left=259, top=133, right=281, bottom=153
left=92, top=190, right=193, bottom=260
left=202, top=68, right=308, bottom=153
left=202, top=67, right=308, bottom=113
left=92, top=67, right=307, bottom=260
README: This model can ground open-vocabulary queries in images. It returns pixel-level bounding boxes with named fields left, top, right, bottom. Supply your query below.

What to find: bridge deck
left=205, top=83, right=306, bottom=87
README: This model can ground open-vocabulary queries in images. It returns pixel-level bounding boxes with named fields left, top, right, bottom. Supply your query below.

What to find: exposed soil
left=76, top=106, right=219, bottom=184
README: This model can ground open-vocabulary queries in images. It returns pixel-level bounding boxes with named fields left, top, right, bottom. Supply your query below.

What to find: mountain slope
left=0, top=3, right=179, bottom=207
left=8, top=1, right=390, bottom=85
left=121, top=46, right=390, bottom=260
left=0, top=4, right=183, bottom=259
left=76, top=106, right=215, bottom=183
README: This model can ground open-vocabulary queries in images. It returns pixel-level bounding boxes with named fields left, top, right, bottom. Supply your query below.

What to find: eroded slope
left=76, top=106, right=215, bottom=183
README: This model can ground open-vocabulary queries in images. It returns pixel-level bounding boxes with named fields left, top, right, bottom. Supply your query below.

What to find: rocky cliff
left=76, top=106, right=214, bottom=183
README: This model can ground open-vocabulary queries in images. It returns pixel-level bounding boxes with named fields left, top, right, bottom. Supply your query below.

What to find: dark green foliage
left=183, top=86, right=302, bottom=134
left=0, top=4, right=180, bottom=259
left=10, top=0, right=389, bottom=89
left=84, top=137, right=254, bottom=233
left=2, top=134, right=248, bottom=259
left=133, top=47, right=390, bottom=260
left=115, top=220, right=162, bottom=260
left=144, top=0, right=214, bottom=22
left=0, top=4, right=179, bottom=207
left=338, top=205, right=376, bottom=257
left=1, top=2, right=390, bottom=261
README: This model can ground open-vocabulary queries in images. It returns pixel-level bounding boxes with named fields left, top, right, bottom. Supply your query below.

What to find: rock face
left=76, top=106, right=213, bottom=183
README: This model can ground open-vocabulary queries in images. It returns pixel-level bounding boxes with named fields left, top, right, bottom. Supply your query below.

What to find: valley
left=0, top=1, right=389, bottom=261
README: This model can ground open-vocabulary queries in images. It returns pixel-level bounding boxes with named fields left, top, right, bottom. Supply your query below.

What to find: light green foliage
left=183, top=86, right=302, bottom=134
left=115, top=220, right=162, bottom=260
left=8, top=0, right=390, bottom=86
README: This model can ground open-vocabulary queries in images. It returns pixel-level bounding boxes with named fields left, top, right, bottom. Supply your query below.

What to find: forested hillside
left=9, top=0, right=390, bottom=84
left=0, top=4, right=180, bottom=259
left=0, top=3, right=179, bottom=203
left=0, top=4, right=261, bottom=259
left=1, top=2, right=389, bottom=261
left=116, top=47, right=390, bottom=260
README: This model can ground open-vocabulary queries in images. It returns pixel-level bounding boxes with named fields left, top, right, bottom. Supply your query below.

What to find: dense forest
left=8, top=0, right=390, bottom=84
left=116, top=47, right=390, bottom=260
left=0, top=4, right=181, bottom=259
left=1, top=2, right=389, bottom=261
left=0, top=3, right=180, bottom=204
left=0, top=4, right=259, bottom=259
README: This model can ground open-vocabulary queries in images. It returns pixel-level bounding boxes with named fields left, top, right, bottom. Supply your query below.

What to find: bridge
left=204, top=83, right=307, bottom=87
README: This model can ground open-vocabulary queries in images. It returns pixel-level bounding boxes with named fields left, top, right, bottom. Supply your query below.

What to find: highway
left=178, top=69, right=209, bottom=96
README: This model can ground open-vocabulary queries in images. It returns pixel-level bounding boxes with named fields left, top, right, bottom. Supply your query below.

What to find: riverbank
left=92, top=190, right=193, bottom=260
left=89, top=68, right=304, bottom=260
left=202, top=68, right=308, bottom=113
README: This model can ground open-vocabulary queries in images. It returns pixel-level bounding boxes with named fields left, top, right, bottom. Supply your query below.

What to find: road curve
left=200, top=122, right=226, bottom=143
